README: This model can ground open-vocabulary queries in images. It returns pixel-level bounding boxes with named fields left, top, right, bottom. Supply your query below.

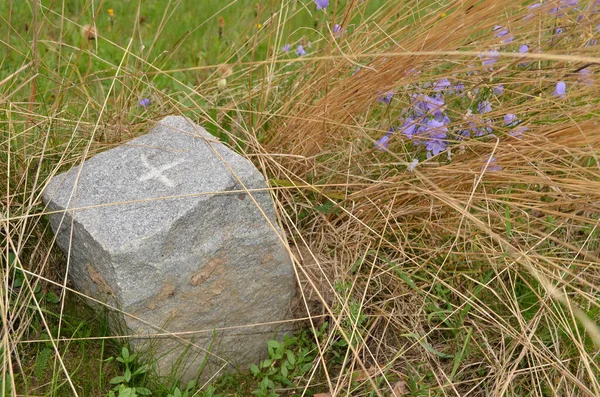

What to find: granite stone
left=42, top=116, right=295, bottom=382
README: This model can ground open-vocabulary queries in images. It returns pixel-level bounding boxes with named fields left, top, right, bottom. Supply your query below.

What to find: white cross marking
left=138, top=154, right=185, bottom=187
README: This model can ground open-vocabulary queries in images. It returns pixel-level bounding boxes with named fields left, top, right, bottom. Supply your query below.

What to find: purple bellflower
left=412, top=94, right=445, bottom=115
left=480, top=49, right=499, bottom=69
left=296, top=45, right=307, bottom=56
left=578, top=68, right=593, bottom=85
left=375, top=127, right=394, bottom=151
left=423, top=119, right=448, bottom=158
left=494, top=26, right=514, bottom=44
left=504, top=113, right=518, bottom=127
left=407, top=158, right=419, bottom=172
left=314, top=0, right=329, bottom=10
left=400, top=118, right=419, bottom=140
left=504, top=113, right=528, bottom=137
left=333, top=24, right=347, bottom=37
left=434, top=78, right=451, bottom=91
left=518, top=44, right=531, bottom=66
left=483, top=155, right=502, bottom=172
left=139, top=98, right=151, bottom=108
left=377, top=90, right=394, bottom=104
left=554, top=81, right=567, bottom=97
left=478, top=100, right=492, bottom=114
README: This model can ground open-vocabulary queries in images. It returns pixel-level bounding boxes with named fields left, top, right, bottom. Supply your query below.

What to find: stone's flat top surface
left=43, top=116, right=266, bottom=251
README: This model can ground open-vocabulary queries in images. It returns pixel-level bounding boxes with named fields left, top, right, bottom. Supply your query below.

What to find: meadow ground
left=1, top=0, right=599, bottom=396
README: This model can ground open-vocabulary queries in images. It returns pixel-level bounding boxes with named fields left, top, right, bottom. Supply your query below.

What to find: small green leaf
left=250, top=364, right=260, bottom=375
left=133, top=365, right=148, bottom=376
left=12, top=277, right=23, bottom=288
left=168, top=388, right=182, bottom=397
left=109, top=375, right=126, bottom=384
left=402, top=333, right=454, bottom=358
left=136, top=387, right=152, bottom=395
left=185, top=379, right=196, bottom=390
left=267, top=340, right=281, bottom=349
left=315, top=201, right=335, bottom=214
left=280, top=364, right=288, bottom=378
left=118, top=387, right=137, bottom=397
left=124, top=367, right=132, bottom=382
left=269, top=179, right=295, bottom=187
left=45, top=291, right=60, bottom=304
left=121, top=347, right=130, bottom=360
left=285, top=350, right=296, bottom=365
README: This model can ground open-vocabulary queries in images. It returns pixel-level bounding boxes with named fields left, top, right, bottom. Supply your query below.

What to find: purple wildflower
left=412, top=94, right=445, bottom=114
left=407, top=158, right=419, bottom=172
left=425, top=138, right=447, bottom=158
left=510, top=125, right=528, bottom=138
left=435, top=112, right=451, bottom=125
left=525, top=2, right=542, bottom=19
left=375, top=127, right=394, bottom=151
left=400, top=118, right=419, bottom=140
left=504, top=113, right=518, bottom=127
left=434, top=78, right=451, bottom=91
left=493, top=85, right=504, bottom=95
left=138, top=98, right=151, bottom=108
left=555, top=27, right=563, bottom=34
left=477, top=100, right=492, bottom=114
left=377, top=90, right=394, bottom=104
left=424, top=119, right=448, bottom=158
left=554, top=81, right=566, bottom=97
left=480, top=49, right=499, bottom=69
left=518, top=44, right=530, bottom=66
left=314, top=0, right=329, bottom=10
left=578, top=68, right=593, bottom=85
left=494, top=26, right=514, bottom=44
left=529, top=2, right=542, bottom=10
left=296, top=45, right=307, bottom=56
left=451, top=82, right=464, bottom=93
left=333, top=23, right=347, bottom=37
left=504, top=113, right=526, bottom=137
left=282, top=43, right=291, bottom=53
left=483, top=155, right=502, bottom=172
left=550, top=0, right=579, bottom=16
left=463, top=117, right=493, bottom=137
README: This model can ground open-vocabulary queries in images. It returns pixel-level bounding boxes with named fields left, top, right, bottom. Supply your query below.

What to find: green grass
left=2, top=0, right=600, bottom=396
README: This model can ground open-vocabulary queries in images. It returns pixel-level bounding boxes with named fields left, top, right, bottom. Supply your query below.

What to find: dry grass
left=2, top=0, right=600, bottom=396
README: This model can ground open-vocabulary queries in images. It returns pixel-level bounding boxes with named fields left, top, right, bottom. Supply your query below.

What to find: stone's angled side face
left=42, top=116, right=296, bottom=383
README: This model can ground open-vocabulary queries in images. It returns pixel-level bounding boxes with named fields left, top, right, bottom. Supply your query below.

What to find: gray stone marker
left=42, top=116, right=296, bottom=382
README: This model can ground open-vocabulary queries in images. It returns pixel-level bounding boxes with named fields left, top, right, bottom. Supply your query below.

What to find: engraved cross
left=138, top=154, right=185, bottom=187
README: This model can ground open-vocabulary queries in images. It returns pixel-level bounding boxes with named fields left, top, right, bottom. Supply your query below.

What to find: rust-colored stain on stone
left=190, top=257, right=226, bottom=286
left=146, top=282, right=176, bottom=310
left=86, top=264, right=115, bottom=295
left=209, top=279, right=227, bottom=295
left=260, top=253, right=274, bottom=267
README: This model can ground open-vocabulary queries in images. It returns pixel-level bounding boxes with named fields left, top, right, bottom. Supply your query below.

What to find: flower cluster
left=371, top=0, right=599, bottom=170
left=374, top=72, right=529, bottom=169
